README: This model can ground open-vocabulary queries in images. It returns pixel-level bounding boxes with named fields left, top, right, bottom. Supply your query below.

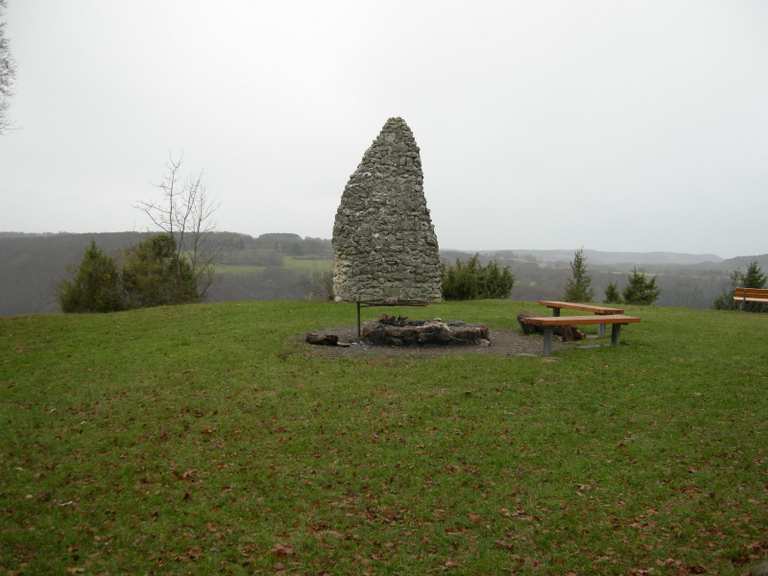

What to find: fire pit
left=362, top=315, right=489, bottom=347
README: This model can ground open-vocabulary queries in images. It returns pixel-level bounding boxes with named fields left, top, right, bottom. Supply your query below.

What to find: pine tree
left=604, top=282, right=622, bottom=304
left=122, top=234, right=198, bottom=309
left=622, top=267, right=660, bottom=305
left=58, top=241, right=124, bottom=313
left=742, top=261, right=767, bottom=288
left=563, top=248, right=593, bottom=302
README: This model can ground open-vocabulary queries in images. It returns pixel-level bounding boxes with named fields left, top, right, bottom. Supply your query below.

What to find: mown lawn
left=1, top=301, right=766, bottom=575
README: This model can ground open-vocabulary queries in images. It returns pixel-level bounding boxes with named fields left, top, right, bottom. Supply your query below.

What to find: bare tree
left=0, top=0, right=16, bottom=134
left=137, top=155, right=218, bottom=297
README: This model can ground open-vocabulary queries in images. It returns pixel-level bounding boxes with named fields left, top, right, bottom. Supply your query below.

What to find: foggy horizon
left=1, top=1, right=766, bottom=258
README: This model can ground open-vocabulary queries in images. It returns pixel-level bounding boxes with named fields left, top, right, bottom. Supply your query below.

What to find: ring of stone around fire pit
left=361, top=315, right=490, bottom=347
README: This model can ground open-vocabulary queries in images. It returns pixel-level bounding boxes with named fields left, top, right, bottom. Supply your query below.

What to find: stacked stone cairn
left=332, top=117, right=442, bottom=303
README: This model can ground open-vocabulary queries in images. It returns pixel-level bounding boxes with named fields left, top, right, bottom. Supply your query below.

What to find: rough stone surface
left=332, top=117, right=442, bottom=303
left=362, top=316, right=489, bottom=346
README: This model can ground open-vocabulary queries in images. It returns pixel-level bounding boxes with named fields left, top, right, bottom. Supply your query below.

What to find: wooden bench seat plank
left=537, top=300, right=624, bottom=315
left=733, top=296, right=768, bottom=303
left=521, top=314, right=640, bottom=327
left=520, top=314, right=640, bottom=355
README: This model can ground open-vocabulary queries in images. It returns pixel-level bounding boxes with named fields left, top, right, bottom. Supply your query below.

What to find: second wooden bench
left=733, top=287, right=768, bottom=307
left=521, top=314, right=641, bottom=355
left=538, top=300, right=624, bottom=337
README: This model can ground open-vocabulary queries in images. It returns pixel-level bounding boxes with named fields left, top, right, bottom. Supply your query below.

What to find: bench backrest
left=734, top=287, right=768, bottom=299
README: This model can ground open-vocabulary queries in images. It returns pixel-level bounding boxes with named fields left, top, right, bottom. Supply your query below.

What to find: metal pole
left=543, top=328, right=553, bottom=355
left=356, top=301, right=361, bottom=337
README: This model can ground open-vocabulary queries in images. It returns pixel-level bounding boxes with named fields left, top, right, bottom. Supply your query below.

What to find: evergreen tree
left=742, top=261, right=767, bottom=288
left=563, top=248, right=593, bottom=302
left=58, top=241, right=124, bottom=313
left=122, top=234, right=198, bottom=309
left=604, top=282, right=622, bottom=304
left=622, top=267, right=660, bottom=305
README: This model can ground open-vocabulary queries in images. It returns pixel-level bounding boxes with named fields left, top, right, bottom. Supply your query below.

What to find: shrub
left=122, top=234, right=198, bottom=309
left=622, top=268, right=660, bottom=305
left=442, top=254, right=514, bottom=300
left=58, top=241, right=123, bottom=313
left=604, top=282, right=622, bottom=304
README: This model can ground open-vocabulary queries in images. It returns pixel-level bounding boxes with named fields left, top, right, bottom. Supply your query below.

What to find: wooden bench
left=520, top=314, right=641, bottom=355
left=733, top=288, right=768, bottom=307
left=538, top=300, right=624, bottom=337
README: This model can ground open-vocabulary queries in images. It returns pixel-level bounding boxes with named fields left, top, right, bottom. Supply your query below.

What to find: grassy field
left=283, top=256, right=333, bottom=273
left=215, top=257, right=332, bottom=276
left=214, top=264, right=266, bottom=276
left=1, top=300, right=767, bottom=575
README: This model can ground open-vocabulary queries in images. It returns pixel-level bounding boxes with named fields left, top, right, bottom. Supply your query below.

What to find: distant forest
left=1, top=231, right=765, bottom=316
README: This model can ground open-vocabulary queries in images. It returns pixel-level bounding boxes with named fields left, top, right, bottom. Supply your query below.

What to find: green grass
left=283, top=256, right=333, bottom=273
left=1, top=301, right=767, bottom=574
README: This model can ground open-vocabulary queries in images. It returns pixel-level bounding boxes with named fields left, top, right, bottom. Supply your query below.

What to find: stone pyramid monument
left=332, top=117, right=442, bottom=303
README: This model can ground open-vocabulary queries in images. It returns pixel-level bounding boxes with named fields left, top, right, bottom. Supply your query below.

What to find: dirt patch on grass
left=300, top=325, right=560, bottom=358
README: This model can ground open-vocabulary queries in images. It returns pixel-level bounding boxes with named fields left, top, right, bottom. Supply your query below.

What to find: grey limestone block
left=332, top=117, right=442, bottom=303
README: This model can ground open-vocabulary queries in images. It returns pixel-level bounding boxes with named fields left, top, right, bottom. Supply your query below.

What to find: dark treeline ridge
left=1, top=231, right=765, bottom=316
left=471, top=251, right=766, bottom=309
left=0, top=232, right=332, bottom=316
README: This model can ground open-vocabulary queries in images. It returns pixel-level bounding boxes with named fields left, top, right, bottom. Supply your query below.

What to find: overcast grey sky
left=0, top=1, right=766, bottom=257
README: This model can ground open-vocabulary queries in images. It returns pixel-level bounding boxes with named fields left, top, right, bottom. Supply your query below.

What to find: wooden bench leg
left=598, top=324, right=606, bottom=338
left=543, top=327, right=553, bottom=355
left=610, top=324, right=622, bottom=346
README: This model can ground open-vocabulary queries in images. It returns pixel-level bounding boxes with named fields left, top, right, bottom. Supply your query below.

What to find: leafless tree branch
left=0, top=0, right=16, bottom=134
left=136, top=155, right=218, bottom=298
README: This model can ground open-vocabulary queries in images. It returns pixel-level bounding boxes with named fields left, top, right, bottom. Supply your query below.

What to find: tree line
left=440, top=248, right=663, bottom=306
left=59, top=234, right=210, bottom=312
left=64, top=243, right=768, bottom=313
